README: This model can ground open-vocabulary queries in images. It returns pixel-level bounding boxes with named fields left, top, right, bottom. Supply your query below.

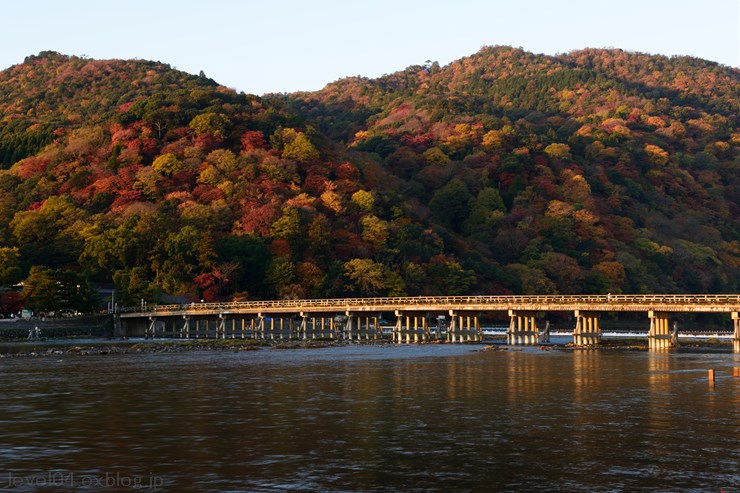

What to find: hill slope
left=0, top=47, right=737, bottom=312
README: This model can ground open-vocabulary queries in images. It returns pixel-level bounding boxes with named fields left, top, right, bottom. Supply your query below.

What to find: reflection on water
left=0, top=345, right=738, bottom=492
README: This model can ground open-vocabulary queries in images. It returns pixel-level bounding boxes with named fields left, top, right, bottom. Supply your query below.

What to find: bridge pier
left=392, top=312, right=432, bottom=343
left=147, top=316, right=169, bottom=338
left=733, top=312, right=739, bottom=354
left=573, top=311, right=601, bottom=346
left=507, top=310, right=539, bottom=345
left=446, top=311, right=482, bottom=343
left=648, top=311, right=674, bottom=350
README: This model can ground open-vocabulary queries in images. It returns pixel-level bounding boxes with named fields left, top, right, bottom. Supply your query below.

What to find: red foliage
left=240, top=130, right=267, bottom=151
left=304, top=173, right=328, bottom=195
left=269, top=239, right=292, bottom=257
left=14, top=157, right=52, bottom=180
left=238, top=202, right=278, bottom=236
left=192, top=183, right=225, bottom=203
left=334, top=162, right=360, bottom=180
left=193, top=132, right=223, bottom=152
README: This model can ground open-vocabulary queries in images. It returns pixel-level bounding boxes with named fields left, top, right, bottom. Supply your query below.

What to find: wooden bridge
left=118, top=294, right=740, bottom=352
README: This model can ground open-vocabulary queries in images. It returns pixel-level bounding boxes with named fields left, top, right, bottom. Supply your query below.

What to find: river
left=0, top=344, right=738, bottom=492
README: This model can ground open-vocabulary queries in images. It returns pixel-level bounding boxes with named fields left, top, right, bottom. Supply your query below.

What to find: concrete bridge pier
left=573, top=310, right=601, bottom=346
left=507, top=310, right=539, bottom=345
left=648, top=311, right=674, bottom=350
left=733, top=312, right=739, bottom=353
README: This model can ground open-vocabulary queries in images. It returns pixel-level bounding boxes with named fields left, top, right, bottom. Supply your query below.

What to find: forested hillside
left=0, top=47, right=737, bottom=313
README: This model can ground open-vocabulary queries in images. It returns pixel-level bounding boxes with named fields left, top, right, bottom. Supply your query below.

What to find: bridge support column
left=448, top=311, right=458, bottom=342
left=434, top=316, right=444, bottom=341
left=146, top=317, right=156, bottom=339
left=217, top=314, right=226, bottom=339
left=253, top=315, right=262, bottom=340
left=733, top=312, right=739, bottom=354
left=393, top=311, right=403, bottom=343
left=648, top=311, right=674, bottom=350
left=507, top=310, right=539, bottom=345
left=298, top=314, right=308, bottom=340
left=345, top=312, right=355, bottom=342
left=573, top=311, right=601, bottom=346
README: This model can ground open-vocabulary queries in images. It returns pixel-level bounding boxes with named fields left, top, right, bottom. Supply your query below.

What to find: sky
left=2, top=0, right=738, bottom=95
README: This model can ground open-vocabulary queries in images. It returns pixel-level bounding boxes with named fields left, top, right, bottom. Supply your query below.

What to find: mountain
left=0, top=47, right=738, bottom=312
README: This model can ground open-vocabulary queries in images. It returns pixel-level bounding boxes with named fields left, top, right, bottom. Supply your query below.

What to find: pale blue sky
left=2, top=0, right=738, bottom=95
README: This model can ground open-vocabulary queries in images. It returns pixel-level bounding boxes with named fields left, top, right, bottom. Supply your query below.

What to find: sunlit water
left=0, top=345, right=738, bottom=492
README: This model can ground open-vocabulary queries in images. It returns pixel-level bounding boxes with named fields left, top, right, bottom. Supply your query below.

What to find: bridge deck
left=120, top=294, right=740, bottom=318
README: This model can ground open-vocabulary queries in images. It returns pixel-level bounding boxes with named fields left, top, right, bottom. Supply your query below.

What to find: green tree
left=189, top=112, right=229, bottom=138
left=0, top=247, right=22, bottom=285
left=282, top=132, right=320, bottom=163
left=463, top=187, right=506, bottom=235
left=152, top=153, right=186, bottom=175
left=114, top=267, right=155, bottom=306
left=344, top=258, right=386, bottom=296
left=22, top=267, right=98, bottom=313
left=428, top=178, right=472, bottom=232
left=544, top=143, right=571, bottom=160
left=360, top=215, right=390, bottom=247
left=11, top=195, right=86, bottom=267
left=351, top=190, right=375, bottom=212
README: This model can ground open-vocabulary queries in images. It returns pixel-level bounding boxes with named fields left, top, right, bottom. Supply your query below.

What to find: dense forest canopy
left=0, top=47, right=737, bottom=313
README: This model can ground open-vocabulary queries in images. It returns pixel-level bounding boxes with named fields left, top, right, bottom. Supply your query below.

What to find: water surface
left=1, top=345, right=738, bottom=492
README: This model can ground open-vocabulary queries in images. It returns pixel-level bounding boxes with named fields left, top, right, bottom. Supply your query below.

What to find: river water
left=0, top=344, right=738, bottom=492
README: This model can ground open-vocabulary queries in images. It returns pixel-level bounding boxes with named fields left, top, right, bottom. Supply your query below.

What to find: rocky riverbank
left=0, top=338, right=348, bottom=357
left=0, top=336, right=733, bottom=358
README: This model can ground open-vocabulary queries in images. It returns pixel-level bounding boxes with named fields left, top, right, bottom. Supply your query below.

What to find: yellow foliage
left=644, top=144, right=669, bottom=166
left=545, top=200, right=574, bottom=218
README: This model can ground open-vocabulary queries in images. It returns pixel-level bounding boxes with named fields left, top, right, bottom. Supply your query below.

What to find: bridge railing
left=120, top=294, right=740, bottom=314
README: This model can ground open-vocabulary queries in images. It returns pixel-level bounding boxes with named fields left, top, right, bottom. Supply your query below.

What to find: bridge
left=118, top=294, right=740, bottom=352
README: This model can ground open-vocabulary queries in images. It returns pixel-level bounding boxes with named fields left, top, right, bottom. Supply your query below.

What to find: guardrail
left=120, top=294, right=740, bottom=315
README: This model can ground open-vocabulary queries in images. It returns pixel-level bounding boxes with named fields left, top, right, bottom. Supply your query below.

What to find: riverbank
left=0, top=336, right=735, bottom=358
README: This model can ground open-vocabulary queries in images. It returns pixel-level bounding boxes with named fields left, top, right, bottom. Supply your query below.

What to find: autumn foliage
left=0, top=47, right=737, bottom=311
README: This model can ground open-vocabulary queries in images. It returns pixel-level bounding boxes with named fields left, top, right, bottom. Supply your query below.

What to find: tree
left=427, top=256, right=476, bottom=295
left=152, top=153, right=186, bottom=175
left=428, top=178, right=472, bottom=232
left=463, top=187, right=506, bottom=235
left=644, top=144, right=669, bottom=166
left=360, top=215, right=389, bottom=247
left=114, top=267, right=155, bottom=306
left=22, top=267, right=98, bottom=313
left=344, top=258, right=386, bottom=296
left=282, top=132, right=320, bottom=163
left=11, top=195, right=85, bottom=267
left=351, top=190, right=375, bottom=212
left=0, top=247, right=22, bottom=286
left=544, top=143, right=571, bottom=160
left=271, top=206, right=301, bottom=241
left=189, top=113, right=229, bottom=138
